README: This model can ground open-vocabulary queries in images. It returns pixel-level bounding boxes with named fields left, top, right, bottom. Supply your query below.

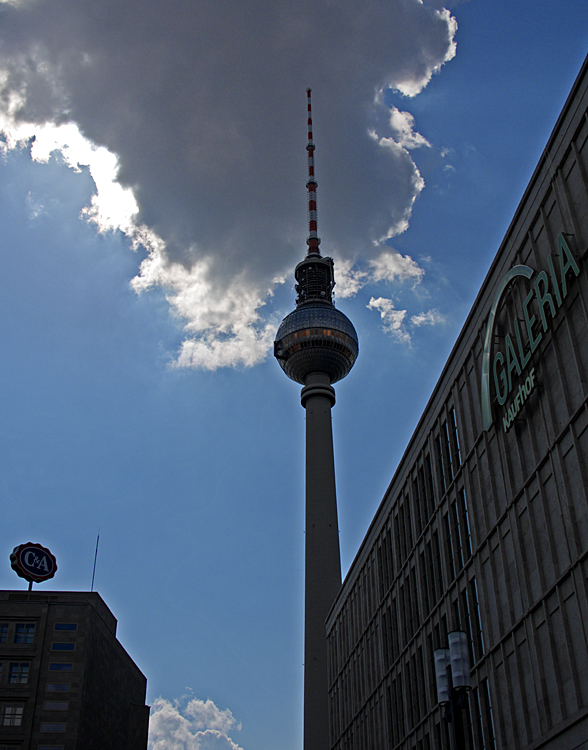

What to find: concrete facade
left=0, top=590, right=149, bottom=750
left=326, top=55, right=588, bottom=750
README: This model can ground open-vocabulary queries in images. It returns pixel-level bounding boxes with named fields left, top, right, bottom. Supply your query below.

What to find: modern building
left=274, top=89, right=359, bottom=750
left=0, top=590, right=149, bottom=749
left=326, top=53, right=588, bottom=750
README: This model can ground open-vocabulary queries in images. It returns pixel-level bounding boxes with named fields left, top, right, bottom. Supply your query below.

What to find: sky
left=0, top=0, right=586, bottom=748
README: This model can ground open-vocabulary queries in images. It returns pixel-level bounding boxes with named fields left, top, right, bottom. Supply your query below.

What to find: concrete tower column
left=301, top=372, right=341, bottom=750
left=274, top=89, right=358, bottom=750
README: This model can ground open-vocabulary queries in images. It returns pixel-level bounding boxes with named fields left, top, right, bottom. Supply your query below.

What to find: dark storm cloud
left=0, top=0, right=456, bottom=366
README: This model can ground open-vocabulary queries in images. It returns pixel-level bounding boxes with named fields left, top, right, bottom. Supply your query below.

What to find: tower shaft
left=301, top=372, right=341, bottom=750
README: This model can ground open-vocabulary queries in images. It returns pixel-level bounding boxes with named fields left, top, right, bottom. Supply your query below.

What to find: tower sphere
left=273, top=86, right=358, bottom=386
left=274, top=300, right=358, bottom=385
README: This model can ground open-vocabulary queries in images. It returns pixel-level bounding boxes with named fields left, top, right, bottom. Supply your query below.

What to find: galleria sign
left=481, top=234, right=581, bottom=432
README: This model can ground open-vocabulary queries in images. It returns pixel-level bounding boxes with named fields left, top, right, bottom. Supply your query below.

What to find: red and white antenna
left=306, top=88, right=320, bottom=255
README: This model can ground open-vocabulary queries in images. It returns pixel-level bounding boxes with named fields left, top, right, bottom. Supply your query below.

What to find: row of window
left=1, top=698, right=69, bottom=727
left=331, top=408, right=469, bottom=675
left=0, top=623, right=36, bottom=645
left=0, top=660, right=74, bottom=686
left=380, top=407, right=466, bottom=594
left=0, top=622, right=77, bottom=647
left=386, top=675, right=496, bottom=750
left=0, top=626, right=76, bottom=735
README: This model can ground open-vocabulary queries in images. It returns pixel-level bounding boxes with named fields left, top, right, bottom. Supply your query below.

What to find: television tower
left=274, top=89, right=359, bottom=750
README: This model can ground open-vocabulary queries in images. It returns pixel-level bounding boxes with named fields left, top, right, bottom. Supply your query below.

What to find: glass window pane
left=49, top=664, right=72, bottom=671
left=14, top=623, right=35, bottom=643
left=51, top=644, right=74, bottom=651
left=54, top=624, right=77, bottom=631
left=9, top=663, right=29, bottom=684
left=46, top=684, right=70, bottom=692
left=40, top=723, right=66, bottom=732
left=2, top=705, right=23, bottom=726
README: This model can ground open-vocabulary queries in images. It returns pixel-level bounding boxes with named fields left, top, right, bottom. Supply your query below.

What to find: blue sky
left=0, top=1, right=586, bottom=748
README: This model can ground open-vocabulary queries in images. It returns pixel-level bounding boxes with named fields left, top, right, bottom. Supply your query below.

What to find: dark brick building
left=0, top=590, right=149, bottom=750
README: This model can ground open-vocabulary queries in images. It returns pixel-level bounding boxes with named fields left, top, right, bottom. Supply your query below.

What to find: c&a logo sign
left=481, top=234, right=581, bottom=432
left=10, top=542, right=58, bottom=583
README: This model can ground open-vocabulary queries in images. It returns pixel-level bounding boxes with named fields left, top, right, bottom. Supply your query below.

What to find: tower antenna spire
left=306, top=88, right=320, bottom=255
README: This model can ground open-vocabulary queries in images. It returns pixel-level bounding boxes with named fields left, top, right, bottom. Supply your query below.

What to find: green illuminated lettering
left=505, top=333, right=521, bottom=392
left=558, top=234, right=581, bottom=298
left=534, top=270, right=556, bottom=332
left=514, top=317, right=531, bottom=370
left=493, top=351, right=508, bottom=406
left=523, top=288, right=542, bottom=353
left=547, top=255, right=562, bottom=307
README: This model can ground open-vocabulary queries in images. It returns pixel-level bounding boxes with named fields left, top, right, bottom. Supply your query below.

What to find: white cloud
left=0, top=0, right=458, bottom=369
left=148, top=696, right=244, bottom=750
left=367, top=297, right=411, bottom=343
left=25, top=191, right=44, bottom=219
left=410, top=308, right=446, bottom=327
left=369, top=250, right=425, bottom=285
left=388, top=107, right=431, bottom=150
left=334, top=249, right=425, bottom=300
left=387, top=8, right=457, bottom=96
left=333, top=258, right=369, bottom=299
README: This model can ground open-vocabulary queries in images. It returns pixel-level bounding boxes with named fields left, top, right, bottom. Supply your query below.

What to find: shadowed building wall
left=0, top=590, right=149, bottom=749
left=326, top=53, right=588, bottom=750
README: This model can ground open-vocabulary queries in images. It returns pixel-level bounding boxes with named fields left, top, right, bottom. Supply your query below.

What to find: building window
left=38, top=746, right=65, bottom=750
left=470, top=578, right=485, bottom=657
left=388, top=673, right=405, bottom=747
left=417, top=646, right=427, bottom=717
left=46, top=684, right=70, bottom=692
left=410, top=566, right=420, bottom=638
left=435, top=435, right=446, bottom=495
left=48, top=664, right=72, bottom=672
left=444, top=512, right=456, bottom=581
left=54, top=624, right=77, bottom=631
left=442, top=420, right=455, bottom=484
left=0, top=624, right=8, bottom=643
left=459, top=488, right=473, bottom=559
left=414, top=476, right=424, bottom=537
left=51, top=644, right=74, bottom=652
left=43, top=701, right=69, bottom=710
left=449, top=407, right=462, bottom=470
left=400, top=582, right=409, bottom=646
left=482, top=678, right=497, bottom=749
left=420, top=551, right=430, bottom=613
left=40, top=723, right=66, bottom=732
left=405, top=493, right=414, bottom=551
left=377, top=528, right=394, bottom=598
left=8, top=663, right=29, bottom=684
left=14, top=623, right=35, bottom=644
left=395, top=497, right=412, bottom=569
left=451, top=500, right=465, bottom=571
left=2, top=705, right=23, bottom=726
left=424, top=453, right=436, bottom=516
left=433, top=530, right=444, bottom=596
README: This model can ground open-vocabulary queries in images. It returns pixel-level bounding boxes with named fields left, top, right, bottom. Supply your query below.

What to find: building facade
left=326, top=54, right=588, bottom=750
left=0, top=590, right=149, bottom=750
